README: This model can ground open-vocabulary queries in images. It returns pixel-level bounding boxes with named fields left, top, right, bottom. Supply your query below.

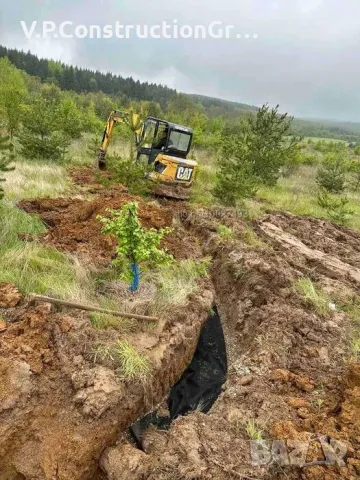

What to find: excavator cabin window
left=168, top=130, right=191, bottom=153
left=153, top=123, right=168, bottom=149
left=139, top=117, right=193, bottom=163
left=142, top=120, right=157, bottom=148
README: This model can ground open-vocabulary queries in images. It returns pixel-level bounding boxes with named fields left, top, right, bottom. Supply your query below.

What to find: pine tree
left=0, top=134, right=15, bottom=200
left=214, top=134, right=258, bottom=206
left=316, top=153, right=347, bottom=193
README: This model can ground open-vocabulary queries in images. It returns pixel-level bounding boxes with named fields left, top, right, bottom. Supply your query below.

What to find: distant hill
left=191, top=94, right=360, bottom=141
left=291, top=117, right=360, bottom=142
left=189, top=94, right=258, bottom=118
left=1, top=44, right=360, bottom=142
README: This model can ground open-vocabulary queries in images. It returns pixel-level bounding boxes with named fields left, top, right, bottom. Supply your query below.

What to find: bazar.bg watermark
left=20, top=21, right=258, bottom=40
left=250, top=436, right=347, bottom=468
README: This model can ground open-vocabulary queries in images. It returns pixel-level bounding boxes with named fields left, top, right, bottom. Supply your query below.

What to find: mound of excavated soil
left=100, top=209, right=360, bottom=480
left=263, top=211, right=360, bottom=268
left=19, top=192, right=201, bottom=266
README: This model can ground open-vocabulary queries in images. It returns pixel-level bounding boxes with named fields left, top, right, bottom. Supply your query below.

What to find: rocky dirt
left=2, top=170, right=359, bottom=479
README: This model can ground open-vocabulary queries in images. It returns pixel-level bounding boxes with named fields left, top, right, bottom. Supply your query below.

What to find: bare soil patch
left=3, top=170, right=360, bottom=479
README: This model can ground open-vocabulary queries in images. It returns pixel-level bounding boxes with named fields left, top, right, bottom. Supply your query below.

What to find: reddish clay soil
left=68, top=166, right=118, bottom=194
left=19, top=192, right=201, bottom=266
left=100, top=209, right=360, bottom=480
left=2, top=171, right=360, bottom=479
left=262, top=211, right=360, bottom=269
left=0, top=283, right=213, bottom=479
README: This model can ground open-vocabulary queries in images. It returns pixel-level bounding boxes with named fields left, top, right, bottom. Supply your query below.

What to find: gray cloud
left=1, top=0, right=360, bottom=121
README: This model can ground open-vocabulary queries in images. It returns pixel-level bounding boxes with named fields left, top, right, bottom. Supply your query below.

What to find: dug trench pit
left=127, top=306, right=228, bottom=449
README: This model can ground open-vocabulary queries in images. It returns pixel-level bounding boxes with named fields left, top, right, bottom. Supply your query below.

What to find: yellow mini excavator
left=95, top=110, right=197, bottom=200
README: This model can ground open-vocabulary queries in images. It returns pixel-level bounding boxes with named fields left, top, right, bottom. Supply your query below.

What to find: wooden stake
left=29, top=294, right=158, bottom=322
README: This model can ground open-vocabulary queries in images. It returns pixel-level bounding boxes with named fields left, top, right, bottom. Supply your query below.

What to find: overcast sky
left=1, top=0, right=360, bottom=122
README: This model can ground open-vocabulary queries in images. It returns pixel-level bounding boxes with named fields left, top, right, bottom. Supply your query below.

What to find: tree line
left=0, top=45, right=176, bottom=109
left=0, top=55, right=228, bottom=160
left=2, top=45, right=360, bottom=143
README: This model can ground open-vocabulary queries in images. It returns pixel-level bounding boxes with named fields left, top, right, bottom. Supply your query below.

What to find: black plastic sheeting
left=130, top=306, right=227, bottom=448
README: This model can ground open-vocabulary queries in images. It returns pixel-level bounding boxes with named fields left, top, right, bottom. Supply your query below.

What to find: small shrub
left=98, top=202, right=173, bottom=288
left=20, top=131, right=69, bottom=162
left=346, top=158, right=360, bottom=191
left=281, top=151, right=302, bottom=177
left=300, top=152, right=319, bottom=166
left=214, top=104, right=301, bottom=205
left=107, top=154, right=154, bottom=196
left=354, top=145, right=360, bottom=156
left=213, top=134, right=258, bottom=206
left=87, top=135, right=100, bottom=160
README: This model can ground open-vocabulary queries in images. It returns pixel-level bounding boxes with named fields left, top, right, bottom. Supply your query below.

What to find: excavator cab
left=138, top=117, right=192, bottom=161
left=96, top=111, right=197, bottom=199
left=137, top=118, right=197, bottom=195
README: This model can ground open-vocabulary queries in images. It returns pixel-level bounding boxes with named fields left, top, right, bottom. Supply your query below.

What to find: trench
left=129, top=306, right=228, bottom=449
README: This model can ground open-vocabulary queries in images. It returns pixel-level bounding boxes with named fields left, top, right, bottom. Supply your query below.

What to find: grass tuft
left=294, top=277, right=331, bottom=315
left=341, top=297, right=360, bottom=360
left=115, top=340, right=151, bottom=382
left=4, top=161, right=70, bottom=201
left=0, top=242, right=94, bottom=300
left=245, top=419, right=263, bottom=440
left=147, top=258, right=211, bottom=310
left=217, top=224, right=233, bottom=239
left=351, top=338, right=360, bottom=360
left=0, top=203, right=94, bottom=301
left=93, top=344, right=116, bottom=363
left=258, top=166, right=360, bottom=231
left=0, top=202, right=46, bottom=244
left=89, top=312, right=136, bottom=332
left=241, top=226, right=265, bottom=247
left=190, top=164, right=216, bottom=205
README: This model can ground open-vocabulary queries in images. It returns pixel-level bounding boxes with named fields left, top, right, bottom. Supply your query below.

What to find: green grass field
left=192, top=155, right=360, bottom=230
left=2, top=133, right=360, bottom=305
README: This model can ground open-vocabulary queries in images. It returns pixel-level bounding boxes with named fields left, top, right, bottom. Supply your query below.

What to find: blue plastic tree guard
left=129, top=263, right=140, bottom=293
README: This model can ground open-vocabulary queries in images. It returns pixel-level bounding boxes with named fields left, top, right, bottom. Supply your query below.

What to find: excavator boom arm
left=96, top=110, right=142, bottom=169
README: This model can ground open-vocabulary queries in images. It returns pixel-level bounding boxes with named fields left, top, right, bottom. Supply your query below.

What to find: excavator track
left=152, top=183, right=191, bottom=201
